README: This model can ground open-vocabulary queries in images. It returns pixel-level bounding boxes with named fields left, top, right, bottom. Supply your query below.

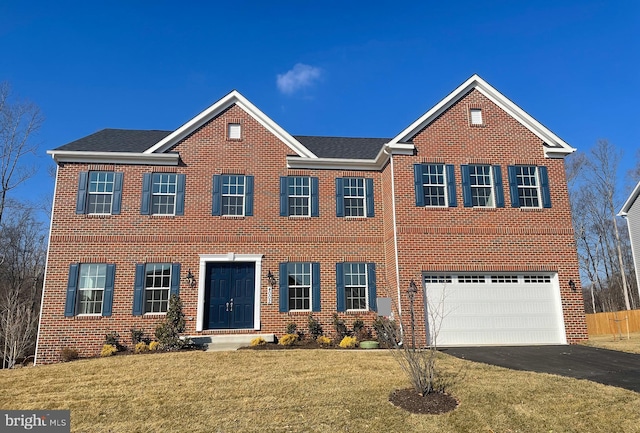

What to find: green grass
left=1, top=350, right=639, bottom=432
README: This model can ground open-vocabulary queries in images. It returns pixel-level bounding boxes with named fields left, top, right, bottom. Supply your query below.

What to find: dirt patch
left=389, top=388, right=458, bottom=415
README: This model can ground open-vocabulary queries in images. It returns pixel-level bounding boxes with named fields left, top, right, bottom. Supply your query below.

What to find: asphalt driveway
left=440, top=345, right=640, bottom=393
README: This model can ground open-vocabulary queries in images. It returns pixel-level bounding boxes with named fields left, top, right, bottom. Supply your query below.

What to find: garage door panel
left=425, top=274, right=565, bottom=346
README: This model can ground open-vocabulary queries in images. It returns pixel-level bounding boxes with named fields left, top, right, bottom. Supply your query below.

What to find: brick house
left=35, top=75, right=587, bottom=364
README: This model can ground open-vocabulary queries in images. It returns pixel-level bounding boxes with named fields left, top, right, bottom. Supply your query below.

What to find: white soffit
left=388, top=74, right=576, bottom=158
left=145, top=90, right=317, bottom=158
left=47, top=150, right=180, bottom=166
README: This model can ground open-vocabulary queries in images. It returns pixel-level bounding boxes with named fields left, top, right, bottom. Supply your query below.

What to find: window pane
left=422, top=164, right=446, bottom=206
left=78, top=264, right=106, bottom=314
left=343, top=178, right=365, bottom=217
left=145, top=263, right=171, bottom=313
left=87, top=172, right=114, bottom=214
left=222, top=175, right=245, bottom=216
left=288, top=262, right=311, bottom=311
left=515, top=166, right=540, bottom=208
left=151, top=174, right=177, bottom=214
left=469, top=165, right=494, bottom=207
left=288, top=177, right=310, bottom=216
left=344, top=263, right=367, bottom=310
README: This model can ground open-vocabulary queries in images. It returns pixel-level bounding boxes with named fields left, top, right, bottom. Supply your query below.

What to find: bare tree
left=0, top=207, right=46, bottom=368
left=0, top=82, right=43, bottom=225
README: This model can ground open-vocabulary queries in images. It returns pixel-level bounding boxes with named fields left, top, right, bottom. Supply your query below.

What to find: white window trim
left=87, top=171, right=114, bottom=215
left=222, top=175, right=246, bottom=217
left=288, top=262, right=312, bottom=312
left=344, top=178, right=366, bottom=218
left=422, top=163, right=448, bottom=208
left=470, top=108, right=483, bottom=125
left=470, top=165, right=495, bottom=208
left=77, top=263, right=106, bottom=316
left=517, top=166, right=542, bottom=209
left=151, top=173, right=178, bottom=216
left=228, top=123, right=242, bottom=140
left=144, top=263, right=172, bottom=315
left=345, top=263, right=369, bottom=312
left=288, top=177, right=311, bottom=217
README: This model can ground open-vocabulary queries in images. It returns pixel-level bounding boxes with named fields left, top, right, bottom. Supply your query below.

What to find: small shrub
left=339, top=336, right=357, bottom=348
left=373, top=316, right=399, bottom=348
left=352, top=319, right=365, bottom=334
left=285, top=322, right=297, bottom=335
left=104, top=331, right=125, bottom=351
left=148, top=341, right=160, bottom=351
left=250, top=337, right=266, bottom=346
left=60, top=347, right=79, bottom=362
left=317, top=335, right=332, bottom=346
left=130, top=328, right=147, bottom=345
left=307, top=314, right=323, bottom=340
left=134, top=342, right=149, bottom=353
left=100, top=344, right=117, bottom=357
left=155, top=295, right=189, bottom=350
left=333, top=313, right=349, bottom=341
left=279, top=333, right=298, bottom=346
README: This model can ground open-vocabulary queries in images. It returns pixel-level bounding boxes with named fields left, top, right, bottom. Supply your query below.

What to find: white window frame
left=144, top=263, right=171, bottom=314
left=221, top=175, right=246, bottom=216
left=343, top=177, right=366, bottom=218
left=87, top=171, right=115, bottom=215
left=422, top=164, right=448, bottom=207
left=288, top=177, right=311, bottom=217
left=288, top=262, right=312, bottom=312
left=77, top=264, right=107, bottom=315
left=470, top=108, right=483, bottom=125
left=469, top=165, right=495, bottom=208
left=515, top=166, right=542, bottom=208
left=151, top=173, right=178, bottom=216
left=344, top=262, right=368, bottom=311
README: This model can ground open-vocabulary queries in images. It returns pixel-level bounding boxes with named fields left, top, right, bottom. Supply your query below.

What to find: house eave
left=286, top=156, right=381, bottom=171
left=47, top=150, right=180, bottom=166
left=619, top=180, right=640, bottom=216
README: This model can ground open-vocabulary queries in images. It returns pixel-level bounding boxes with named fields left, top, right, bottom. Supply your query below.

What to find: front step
left=190, top=334, right=275, bottom=351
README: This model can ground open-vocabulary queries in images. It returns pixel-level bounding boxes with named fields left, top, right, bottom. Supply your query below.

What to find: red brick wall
left=36, top=91, right=587, bottom=364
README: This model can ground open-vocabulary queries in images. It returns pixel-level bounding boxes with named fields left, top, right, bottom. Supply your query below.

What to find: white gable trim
left=286, top=143, right=414, bottom=171
left=619, top=180, right=640, bottom=216
left=387, top=74, right=575, bottom=158
left=145, top=90, right=316, bottom=158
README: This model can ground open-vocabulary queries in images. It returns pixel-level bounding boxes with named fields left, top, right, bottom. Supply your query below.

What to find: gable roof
left=387, top=74, right=575, bottom=158
left=55, top=129, right=172, bottom=152
left=294, top=136, right=389, bottom=160
left=619, top=180, right=640, bottom=216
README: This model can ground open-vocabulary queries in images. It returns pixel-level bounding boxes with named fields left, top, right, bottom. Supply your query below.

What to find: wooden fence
left=585, top=310, right=640, bottom=336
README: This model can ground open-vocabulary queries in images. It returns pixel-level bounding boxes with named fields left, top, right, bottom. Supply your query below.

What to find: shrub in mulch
left=389, top=388, right=458, bottom=415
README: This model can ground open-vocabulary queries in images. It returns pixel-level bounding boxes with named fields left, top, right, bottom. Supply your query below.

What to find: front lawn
left=1, top=350, right=638, bottom=432
left=585, top=331, right=640, bottom=354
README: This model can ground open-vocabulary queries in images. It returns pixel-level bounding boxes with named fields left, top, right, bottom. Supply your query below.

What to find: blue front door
left=205, top=262, right=255, bottom=329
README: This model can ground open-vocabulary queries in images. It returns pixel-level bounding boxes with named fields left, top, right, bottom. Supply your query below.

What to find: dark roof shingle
left=293, top=136, right=389, bottom=159
left=55, top=129, right=172, bottom=152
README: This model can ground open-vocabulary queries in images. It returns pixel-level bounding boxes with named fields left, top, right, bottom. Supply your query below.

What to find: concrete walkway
left=441, top=345, right=640, bottom=393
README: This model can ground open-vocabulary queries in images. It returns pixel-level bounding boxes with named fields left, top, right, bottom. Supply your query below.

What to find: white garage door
left=424, top=273, right=566, bottom=346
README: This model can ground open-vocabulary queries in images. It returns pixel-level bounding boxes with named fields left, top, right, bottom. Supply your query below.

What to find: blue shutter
left=493, top=166, right=505, bottom=208
left=175, top=174, right=186, bottom=216
left=335, top=178, right=344, bottom=217
left=539, top=166, right=551, bottom=208
left=212, top=175, right=222, bottom=216
left=279, top=262, right=288, bottom=312
left=102, top=264, right=115, bottom=317
left=76, top=172, right=88, bottom=214
left=279, top=177, right=288, bottom=217
left=141, top=173, right=152, bottom=215
left=311, top=177, right=319, bottom=217
left=365, top=178, right=375, bottom=217
left=413, top=164, right=425, bottom=207
left=112, top=172, right=123, bottom=215
left=245, top=175, right=254, bottom=216
left=133, top=264, right=145, bottom=316
left=367, top=263, right=377, bottom=312
left=508, top=166, right=520, bottom=208
left=336, top=263, right=345, bottom=312
left=446, top=164, right=457, bottom=207
left=311, top=262, right=321, bottom=312
left=171, top=263, right=181, bottom=296
left=64, top=264, right=79, bottom=317
left=461, top=165, right=472, bottom=207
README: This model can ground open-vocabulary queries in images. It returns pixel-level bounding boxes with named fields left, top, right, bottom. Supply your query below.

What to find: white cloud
left=276, top=64, right=322, bottom=95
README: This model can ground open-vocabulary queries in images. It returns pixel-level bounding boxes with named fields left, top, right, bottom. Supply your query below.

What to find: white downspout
left=384, top=146, right=402, bottom=318
left=34, top=164, right=58, bottom=366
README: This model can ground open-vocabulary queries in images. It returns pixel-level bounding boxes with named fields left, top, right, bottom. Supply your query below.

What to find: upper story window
left=461, top=165, right=505, bottom=208
left=228, top=123, right=242, bottom=140
left=133, top=263, right=180, bottom=316
left=335, top=177, right=374, bottom=218
left=470, top=108, right=483, bottom=125
left=212, top=175, right=254, bottom=217
left=141, top=173, right=185, bottom=216
left=76, top=171, right=123, bottom=215
left=336, top=262, right=377, bottom=312
left=280, top=176, right=319, bottom=217
left=413, top=163, right=457, bottom=208
left=64, top=263, right=115, bottom=317
left=507, top=165, right=551, bottom=208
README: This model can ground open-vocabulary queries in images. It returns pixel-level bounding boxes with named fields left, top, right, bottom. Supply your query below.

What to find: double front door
left=205, top=262, right=255, bottom=329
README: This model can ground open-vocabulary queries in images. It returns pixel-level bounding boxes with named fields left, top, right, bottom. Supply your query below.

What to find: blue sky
left=1, top=1, right=638, bottom=218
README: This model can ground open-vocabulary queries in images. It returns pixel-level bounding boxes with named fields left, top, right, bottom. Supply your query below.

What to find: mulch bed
left=389, top=388, right=458, bottom=415
left=239, top=340, right=337, bottom=350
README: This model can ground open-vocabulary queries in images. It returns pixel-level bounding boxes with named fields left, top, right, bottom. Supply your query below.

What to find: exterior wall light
left=569, top=279, right=577, bottom=292
left=267, top=270, right=276, bottom=304
left=185, top=269, right=196, bottom=288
